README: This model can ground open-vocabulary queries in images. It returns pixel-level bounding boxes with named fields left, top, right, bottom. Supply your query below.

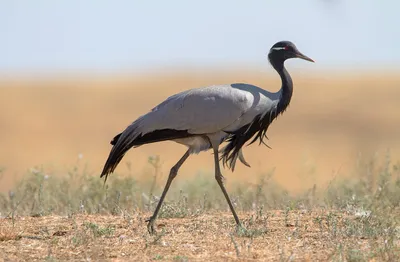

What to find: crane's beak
left=296, top=51, right=315, bottom=63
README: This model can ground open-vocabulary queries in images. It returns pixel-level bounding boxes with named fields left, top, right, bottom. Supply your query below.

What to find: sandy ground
left=0, top=211, right=379, bottom=261
left=1, top=70, right=400, bottom=192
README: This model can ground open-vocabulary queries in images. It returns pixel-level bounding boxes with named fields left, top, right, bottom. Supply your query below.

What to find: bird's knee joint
left=169, top=166, right=179, bottom=178
left=215, top=173, right=225, bottom=183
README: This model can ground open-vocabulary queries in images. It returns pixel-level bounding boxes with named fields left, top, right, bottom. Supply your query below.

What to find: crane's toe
left=145, top=217, right=156, bottom=235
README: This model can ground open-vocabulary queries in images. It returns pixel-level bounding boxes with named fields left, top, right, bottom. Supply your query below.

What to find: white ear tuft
left=271, top=47, right=286, bottom=51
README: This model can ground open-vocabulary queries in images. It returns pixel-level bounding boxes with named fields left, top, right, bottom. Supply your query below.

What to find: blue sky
left=1, top=0, right=399, bottom=74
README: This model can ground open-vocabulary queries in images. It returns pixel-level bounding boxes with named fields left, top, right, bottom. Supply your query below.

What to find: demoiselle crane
left=100, top=41, right=314, bottom=234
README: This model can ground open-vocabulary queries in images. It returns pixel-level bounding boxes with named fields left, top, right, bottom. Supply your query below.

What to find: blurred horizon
left=2, top=71, right=400, bottom=194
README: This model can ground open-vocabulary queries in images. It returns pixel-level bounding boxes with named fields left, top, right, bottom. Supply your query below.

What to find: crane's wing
left=139, top=84, right=255, bottom=134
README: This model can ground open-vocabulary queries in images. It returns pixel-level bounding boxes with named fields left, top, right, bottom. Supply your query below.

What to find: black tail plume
left=100, top=130, right=133, bottom=185
left=100, top=127, right=193, bottom=184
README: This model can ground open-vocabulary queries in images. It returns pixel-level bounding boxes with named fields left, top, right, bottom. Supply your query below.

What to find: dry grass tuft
left=0, top=223, right=23, bottom=241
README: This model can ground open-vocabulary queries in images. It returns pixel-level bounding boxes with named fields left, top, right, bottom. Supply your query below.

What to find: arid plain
left=1, top=69, right=400, bottom=261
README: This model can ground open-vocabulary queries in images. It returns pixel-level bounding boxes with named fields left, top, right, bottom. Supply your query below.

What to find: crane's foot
left=145, top=217, right=156, bottom=235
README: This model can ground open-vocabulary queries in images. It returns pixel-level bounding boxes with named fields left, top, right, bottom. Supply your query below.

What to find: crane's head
left=268, top=41, right=314, bottom=65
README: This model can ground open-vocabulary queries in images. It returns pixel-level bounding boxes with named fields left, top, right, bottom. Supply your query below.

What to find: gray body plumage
left=102, top=83, right=283, bottom=178
left=147, top=83, right=280, bottom=136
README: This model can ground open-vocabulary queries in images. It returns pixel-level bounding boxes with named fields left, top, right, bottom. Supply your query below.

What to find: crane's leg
left=212, top=145, right=241, bottom=226
left=146, top=149, right=190, bottom=235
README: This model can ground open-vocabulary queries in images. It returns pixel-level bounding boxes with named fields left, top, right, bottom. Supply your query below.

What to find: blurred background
left=1, top=0, right=399, bottom=193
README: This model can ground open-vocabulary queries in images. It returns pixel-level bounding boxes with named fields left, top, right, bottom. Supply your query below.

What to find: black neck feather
left=275, top=63, right=293, bottom=115
left=220, top=58, right=294, bottom=171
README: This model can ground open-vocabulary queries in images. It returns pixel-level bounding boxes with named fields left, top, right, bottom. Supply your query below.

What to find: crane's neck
left=272, top=61, right=293, bottom=114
